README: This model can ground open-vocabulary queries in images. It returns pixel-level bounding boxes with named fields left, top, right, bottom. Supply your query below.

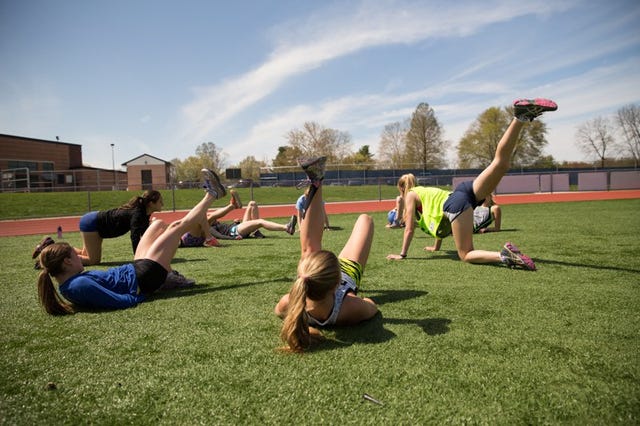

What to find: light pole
left=110, top=143, right=116, bottom=189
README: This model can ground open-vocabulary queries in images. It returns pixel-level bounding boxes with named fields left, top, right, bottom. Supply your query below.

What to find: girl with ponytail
left=36, top=170, right=227, bottom=314
left=32, top=190, right=164, bottom=266
left=275, top=157, right=378, bottom=352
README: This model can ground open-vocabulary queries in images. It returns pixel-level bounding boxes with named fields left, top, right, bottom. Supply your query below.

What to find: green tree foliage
left=457, top=105, right=549, bottom=168
left=237, top=156, right=266, bottom=180
left=343, top=145, right=374, bottom=170
left=171, top=142, right=227, bottom=183
left=272, top=146, right=303, bottom=168
left=405, top=103, right=447, bottom=169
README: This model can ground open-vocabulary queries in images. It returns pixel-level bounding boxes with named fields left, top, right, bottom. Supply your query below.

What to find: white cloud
left=177, top=0, right=574, bottom=144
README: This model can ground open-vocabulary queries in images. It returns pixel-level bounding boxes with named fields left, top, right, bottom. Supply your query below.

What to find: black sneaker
left=286, top=215, right=297, bottom=235
left=160, top=270, right=196, bottom=290
left=252, top=230, right=265, bottom=239
left=32, top=236, right=55, bottom=259
left=298, top=156, right=326, bottom=184
left=201, top=168, right=227, bottom=199
left=513, top=98, right=557, bottom=122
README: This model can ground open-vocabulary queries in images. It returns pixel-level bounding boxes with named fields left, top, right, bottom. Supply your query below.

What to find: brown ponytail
left=121, top=190, right=162, bottom=210
left=280, top=250, right=340, bottom=352
left=37, top=243, right=75, bottom=315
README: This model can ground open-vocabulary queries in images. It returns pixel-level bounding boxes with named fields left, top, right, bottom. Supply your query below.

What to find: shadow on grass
left=534, top=258, right=640, bottom=274
left=366, top=289, right=429, bottom=305
left=309, top=312, right=396, bottom=352
left=384, top=317, right=452, bottom=336
left=150, top=276, right=292, bottom=300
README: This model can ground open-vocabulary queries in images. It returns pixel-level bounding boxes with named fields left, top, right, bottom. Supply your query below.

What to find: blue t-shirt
left=59, top=264, right=145, bottom=310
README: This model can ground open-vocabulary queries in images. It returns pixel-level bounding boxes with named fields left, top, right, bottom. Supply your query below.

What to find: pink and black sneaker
left=513, top=98, right=557, bottom=122
left=501, top=242, right=536, bottom=271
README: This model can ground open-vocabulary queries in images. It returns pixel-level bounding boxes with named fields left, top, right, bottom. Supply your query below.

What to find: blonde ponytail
left=280, top=250, right=340, bottom=352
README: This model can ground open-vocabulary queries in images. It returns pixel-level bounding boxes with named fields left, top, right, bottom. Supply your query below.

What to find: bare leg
left=491, top=205, right=502, bottom=231
left=236, top=218, right=287, bottom=235
left=300, top=183, right=323, bottom=259
left=206, top=204, right=235, bottom=224
left=451, top=209, right=501, bottom=263
left=472, top=119, right=524, bottom=201
left=79, top=231, right=103, bottom=265
left=338, top=214, right=374, bottom=268
left=244, top=201, right=260, bottom=221
left=136, top=192, right=216, bottom=270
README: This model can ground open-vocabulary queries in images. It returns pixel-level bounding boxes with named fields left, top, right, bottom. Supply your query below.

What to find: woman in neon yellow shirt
left=387, top=98, right=557, bottom=270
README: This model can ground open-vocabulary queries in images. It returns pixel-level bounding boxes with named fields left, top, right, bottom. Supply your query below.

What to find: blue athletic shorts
left=79, top=211, right=99, bottom=232
left=387, top=209, right=397, bottom=224
left=442, top=181, right=483, bottom=222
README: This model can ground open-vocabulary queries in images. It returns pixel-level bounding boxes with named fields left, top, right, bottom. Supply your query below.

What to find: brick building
left=0, top=133, right=126, bottom=192
left=122, top=154, right=172, bottom=191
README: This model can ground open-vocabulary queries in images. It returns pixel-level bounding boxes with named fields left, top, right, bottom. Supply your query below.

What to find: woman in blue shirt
left=36, top=169, right=226, bottom=315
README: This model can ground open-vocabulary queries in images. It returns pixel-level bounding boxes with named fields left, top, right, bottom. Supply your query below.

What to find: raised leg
left=338, top=214, right=374, bottom=268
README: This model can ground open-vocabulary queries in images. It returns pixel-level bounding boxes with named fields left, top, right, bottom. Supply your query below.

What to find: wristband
left=400, top=253, right=407, bottom=258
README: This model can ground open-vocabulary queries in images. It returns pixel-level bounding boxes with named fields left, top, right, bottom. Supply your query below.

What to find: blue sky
left=1, top=0, right=639, bottom=171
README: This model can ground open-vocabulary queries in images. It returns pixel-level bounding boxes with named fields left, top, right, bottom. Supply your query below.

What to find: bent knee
left=457, top=251, right=473, bottom=263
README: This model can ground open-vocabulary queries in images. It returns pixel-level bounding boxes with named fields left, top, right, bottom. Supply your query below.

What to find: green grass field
left=1, top=199, right=639, bottom=424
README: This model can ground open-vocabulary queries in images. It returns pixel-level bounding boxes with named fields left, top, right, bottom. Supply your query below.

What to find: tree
left=378, top=120, right=409, bottom=168
left=286, top=122, right=352, bottom=163
left=343, top=145, right=375, bottom=170
left=237, top=156, right=266, bottom=180
left=272, top=146, right=303, bottom=168
left=575, top=116, right=616, bottom=168
left=196, top=142, right=227, bottom=172
left=615, top=104, right=640, bottom=167
left=405, top=103, right=447, bottom=170
left=171, top=141, right=227, bottom=183
left=457, top=105, right=550, bottom=168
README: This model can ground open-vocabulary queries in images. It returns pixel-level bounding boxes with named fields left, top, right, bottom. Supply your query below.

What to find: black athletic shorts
left=133, top=259, right=168, bottom=295
left=443, top=180, right=484, bottom=222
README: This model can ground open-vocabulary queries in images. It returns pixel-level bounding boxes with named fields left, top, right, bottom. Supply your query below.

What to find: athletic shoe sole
left=201, top=168, right=227, bottom=199
left=502, top=242, right=536, bottom=271
left=229, top=189, right=242, bottom=209
left=513, top=98, right=558, bottom=121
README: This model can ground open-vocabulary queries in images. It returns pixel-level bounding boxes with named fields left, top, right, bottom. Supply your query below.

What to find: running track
left=1, top=190, right=638, bottom=237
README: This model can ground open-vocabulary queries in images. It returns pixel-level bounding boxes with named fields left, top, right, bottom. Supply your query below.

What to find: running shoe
left=286, top=215, right=297, bottom=235
left=298, top=156, right=326, bottom=184
left=201, top=168, right=227, bottom=199
left=501, top=242, right=536, bottom=271
left=229, top=189, right=242, bottom=209
left=160, top=270, right=196, bottom=290
left=252, top=230, right=265, bottom=239
left=204, top=236, right=220, bottom=247
left=297, top=156, right=326, bottom=219
left=32, top=236, right=55, bottom=259
left=513, top=98, right=557, bottom=122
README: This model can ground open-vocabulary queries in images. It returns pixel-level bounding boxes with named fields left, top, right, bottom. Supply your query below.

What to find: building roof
left=122, top=153, right=171, bottom=166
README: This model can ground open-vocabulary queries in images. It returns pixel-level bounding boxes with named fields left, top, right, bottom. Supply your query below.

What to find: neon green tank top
left=410, top=186, right=452, bottom=238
